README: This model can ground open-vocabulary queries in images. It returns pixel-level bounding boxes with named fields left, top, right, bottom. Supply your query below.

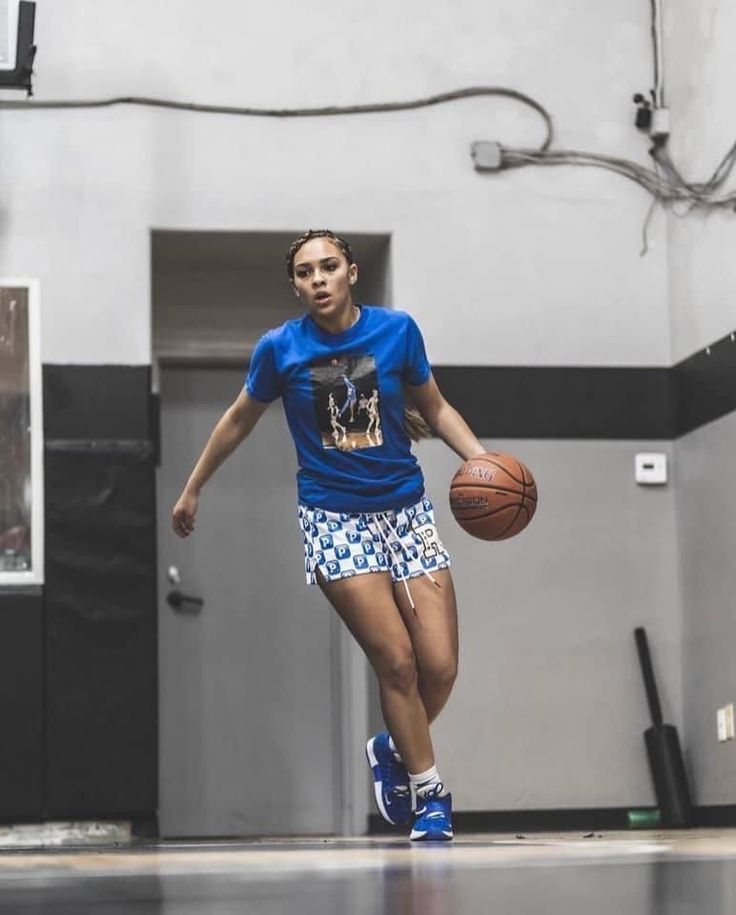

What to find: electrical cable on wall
left=488, top=146, right=736, bottom=211
left=0, top=86, right=554, bottom=151
left=4, top=55, right=736, bottom=238
left=4, top=82, right=736, bottom=216
left=6, top=82, right=736, bottom=210
left=475, top=0, right=736, bottom=256
left=2, top=0, right=734, bottom=244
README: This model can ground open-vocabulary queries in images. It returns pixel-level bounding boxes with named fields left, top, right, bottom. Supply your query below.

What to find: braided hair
left=286, top=229, right=354, bottom=281
left=286, top=229, right=431, bottom=442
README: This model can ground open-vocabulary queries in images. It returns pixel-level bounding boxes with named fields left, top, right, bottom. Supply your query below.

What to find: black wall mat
left=0, top=366, right=159, bottom=823
left=0, top=588, right=44, bottom=820
left=43, top=365, right=153, bottom=441
left=433, top=366, right=675, bottom=439
left=44, top=441, right=157, bottom=818
left=674, top=331, right=736, bottom=437
left=37, top=365, right=158, bottom=821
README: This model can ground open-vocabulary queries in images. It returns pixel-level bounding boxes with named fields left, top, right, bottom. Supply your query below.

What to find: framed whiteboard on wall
left=0, top=0, right=19, bottom=71
left=0, top=279, right=44, bottom=586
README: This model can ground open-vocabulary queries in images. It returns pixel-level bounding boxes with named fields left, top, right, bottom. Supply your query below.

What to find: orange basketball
left=449, top=452, right=538, bottom=541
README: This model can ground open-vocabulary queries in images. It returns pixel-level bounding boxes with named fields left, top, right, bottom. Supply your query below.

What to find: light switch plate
left=635, top=453, right=667, bottom=485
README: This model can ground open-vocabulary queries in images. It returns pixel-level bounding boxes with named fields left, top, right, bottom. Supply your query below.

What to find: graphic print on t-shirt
left=309, top=354, right=383, bottom=450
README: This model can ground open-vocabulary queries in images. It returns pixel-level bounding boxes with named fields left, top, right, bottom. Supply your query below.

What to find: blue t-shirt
left=245, top=305, right=431, bottom=512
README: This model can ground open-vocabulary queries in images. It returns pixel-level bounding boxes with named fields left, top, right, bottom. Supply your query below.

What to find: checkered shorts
left=297, top=496, right=452, bottom=585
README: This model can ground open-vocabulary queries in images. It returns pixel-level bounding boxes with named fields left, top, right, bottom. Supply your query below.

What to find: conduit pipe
left=651, top=0, right=666, bottom=108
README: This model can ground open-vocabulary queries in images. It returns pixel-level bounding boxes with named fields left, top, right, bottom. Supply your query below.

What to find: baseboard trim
left=693, top=805, right=736, bottom=828
left=368, top=804, right=736, bottom=834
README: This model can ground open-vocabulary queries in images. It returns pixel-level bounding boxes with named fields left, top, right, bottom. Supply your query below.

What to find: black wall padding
left=430, top=330, right=736, bottom=441
left=44, top=441, right=157, bottom=818
left=43, top=365, right=153, bottom=440
left=674, top=331, right=736, bottom=437
left=432, top=366, right=675, bottom=439
left=0, top=588, right=44, bottom=820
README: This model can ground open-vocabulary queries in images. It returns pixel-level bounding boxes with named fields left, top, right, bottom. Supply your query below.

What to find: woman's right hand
left=172, top=489, right=199, bottom=538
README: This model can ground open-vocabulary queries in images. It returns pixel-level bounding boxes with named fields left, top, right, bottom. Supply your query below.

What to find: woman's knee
left=373, top=646, right=418, bottom=693
left=419, top=657, right=458, bottom=693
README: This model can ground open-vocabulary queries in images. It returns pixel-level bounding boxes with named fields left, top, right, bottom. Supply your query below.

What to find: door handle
left=167, top=589, right=204, bottom=612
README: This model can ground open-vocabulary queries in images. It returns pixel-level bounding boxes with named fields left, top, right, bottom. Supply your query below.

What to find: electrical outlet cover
left=717, top=707, right=728, bottom=742
left=725, top=703, right=735, bottom=740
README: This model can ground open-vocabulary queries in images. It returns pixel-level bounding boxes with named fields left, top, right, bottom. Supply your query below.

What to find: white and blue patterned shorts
left=298, top=496, right=452, bottom=585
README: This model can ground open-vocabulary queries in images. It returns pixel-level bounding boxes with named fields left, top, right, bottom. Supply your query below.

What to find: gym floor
left=0, top=829, right=734, bottom=913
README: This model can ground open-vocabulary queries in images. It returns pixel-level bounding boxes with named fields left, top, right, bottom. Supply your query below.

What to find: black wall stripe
left=674, top=331, right=736, bottom=436
left=433, top=366, right=675, bottom=440
left=432, top=329, right=736, bottom=440
left=32, top=331, right=736, bottom=448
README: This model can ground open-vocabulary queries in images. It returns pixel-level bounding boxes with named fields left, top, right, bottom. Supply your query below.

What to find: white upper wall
left=0, top=0, right=670, bottom=365
left=665, top=0, right=736, bottom=361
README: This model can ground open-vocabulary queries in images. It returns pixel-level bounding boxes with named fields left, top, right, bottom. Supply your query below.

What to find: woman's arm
left=407, top=372, right=487, bottom=462
left=172, top=389, right=270, bottom=537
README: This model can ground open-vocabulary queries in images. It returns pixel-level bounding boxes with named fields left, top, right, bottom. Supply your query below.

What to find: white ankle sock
left=409, top=765, right=447, bottom=801
left=388, top=735, right=402, bottom=762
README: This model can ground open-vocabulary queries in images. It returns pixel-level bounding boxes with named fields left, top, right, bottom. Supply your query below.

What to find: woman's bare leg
left=393, top=568, right=459, bottom=724
left=317, top=570, right=435, bottom=774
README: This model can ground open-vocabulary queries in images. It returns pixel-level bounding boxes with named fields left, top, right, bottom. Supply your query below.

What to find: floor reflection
left=0, top=833, right=734, bottom=914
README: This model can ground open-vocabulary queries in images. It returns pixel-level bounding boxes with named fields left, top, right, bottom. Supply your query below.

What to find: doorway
left=152, top=230, right=390, bottom=836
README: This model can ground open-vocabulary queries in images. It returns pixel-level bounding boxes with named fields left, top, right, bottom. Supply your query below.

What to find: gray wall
left=665, top=0, right=736, bottom=360
left=665, top=0, right=736, bottom=806
left=676, top=412, right=736, bottom=805
left=371, top=438, right=681, bottom=810
left=0, top=0, right=669, bottom=368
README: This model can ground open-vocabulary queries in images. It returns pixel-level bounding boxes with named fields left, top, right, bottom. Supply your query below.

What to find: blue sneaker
left=410, top=787, right=453, bottom=841
left=366, top=732, right=411, bottom=826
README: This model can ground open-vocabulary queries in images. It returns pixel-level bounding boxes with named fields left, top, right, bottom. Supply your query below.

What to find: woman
left=172, top=229, right=487, bottom=841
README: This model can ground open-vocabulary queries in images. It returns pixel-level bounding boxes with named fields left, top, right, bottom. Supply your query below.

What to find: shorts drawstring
left=303, top=507, right=318, bottom=585
left=369, top=511, right=441, bottom=614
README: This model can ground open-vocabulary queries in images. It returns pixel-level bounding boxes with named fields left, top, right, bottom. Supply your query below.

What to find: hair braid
left=403, top=389, right=433, bottom=442
left=286, top=229, right=354, bottom=280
